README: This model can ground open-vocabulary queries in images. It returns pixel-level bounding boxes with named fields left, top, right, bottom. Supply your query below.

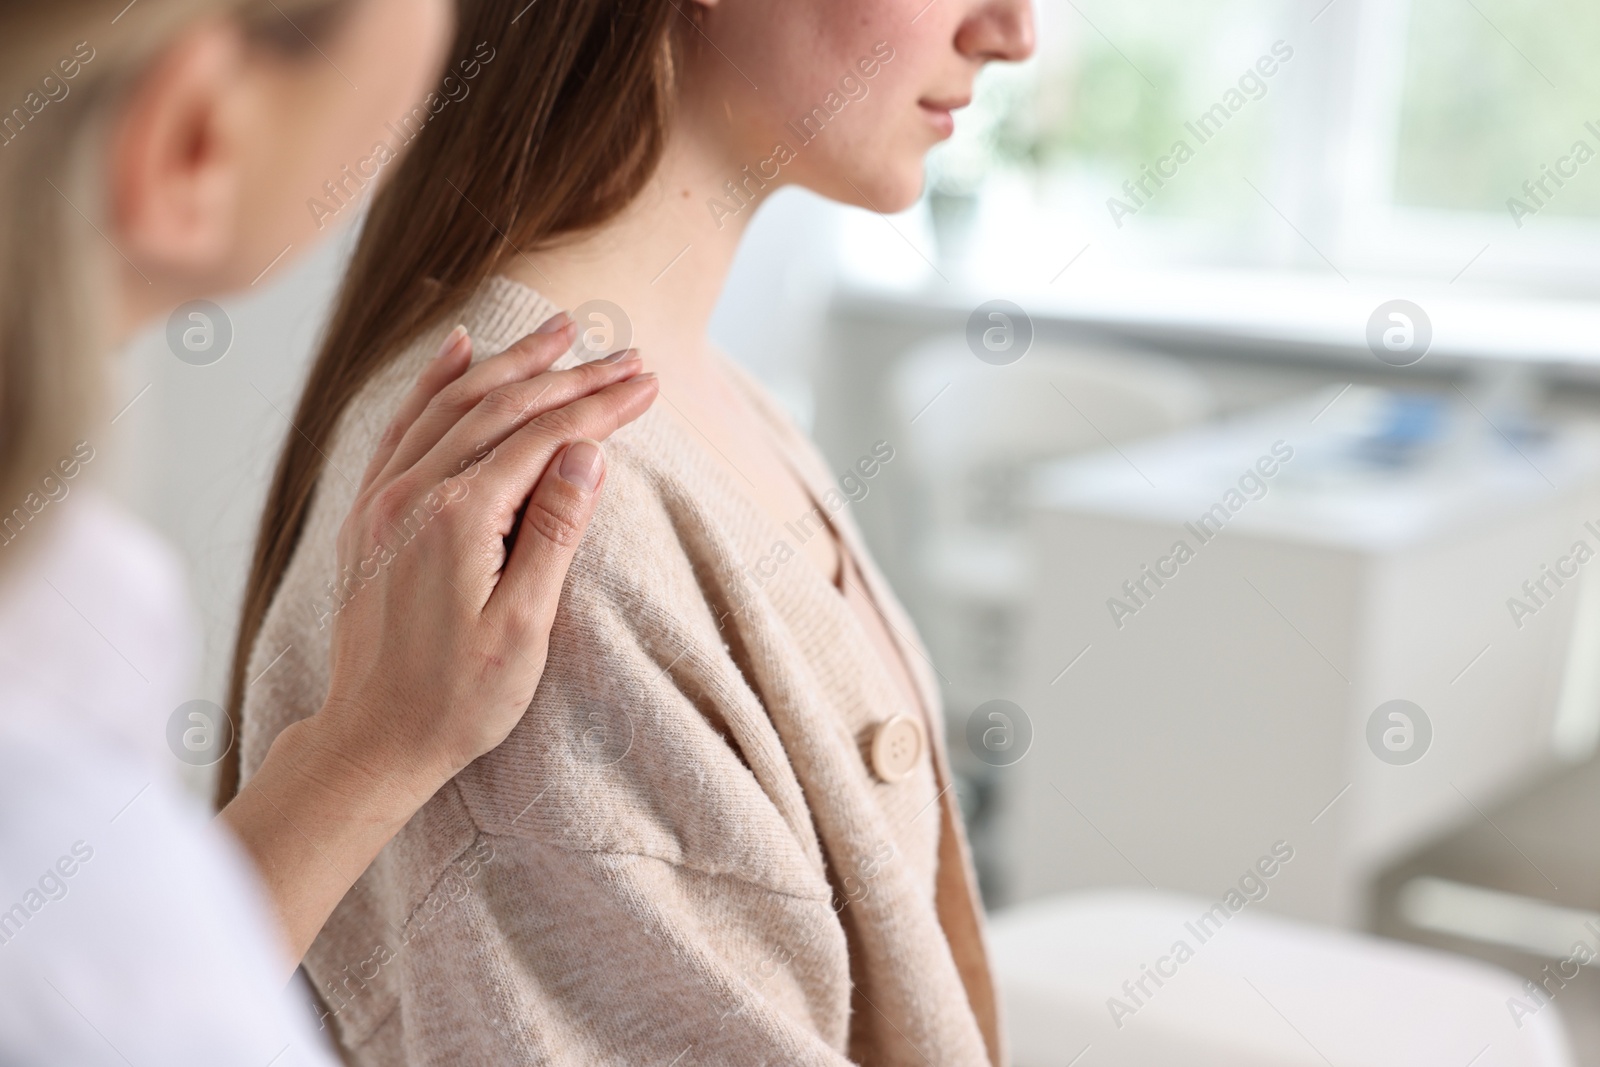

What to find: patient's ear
left=110, top=19, right=246, bottom=277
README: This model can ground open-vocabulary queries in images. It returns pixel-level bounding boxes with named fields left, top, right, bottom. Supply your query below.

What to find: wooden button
left=869, top=714, right=925, bottom=783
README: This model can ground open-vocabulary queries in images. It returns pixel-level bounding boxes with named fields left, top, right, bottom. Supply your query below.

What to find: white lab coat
left=0, top=491, right=337, bottom=1066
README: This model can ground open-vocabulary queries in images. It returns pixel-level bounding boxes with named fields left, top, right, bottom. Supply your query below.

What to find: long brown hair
left=217, top=0, right=682, bottom=807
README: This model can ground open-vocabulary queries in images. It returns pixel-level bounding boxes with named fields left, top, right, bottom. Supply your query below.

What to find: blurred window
left=920, top=0, right=1600, bottom=288
left=1395, top=0, right=1600, bottom=218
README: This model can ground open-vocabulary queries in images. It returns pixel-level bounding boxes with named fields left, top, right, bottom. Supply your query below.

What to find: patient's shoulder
left=454, top=441, right=821, bottom=896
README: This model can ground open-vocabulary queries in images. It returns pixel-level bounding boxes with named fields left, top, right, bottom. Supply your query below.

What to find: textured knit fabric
left=240, top=275, right=1003, bottom=1067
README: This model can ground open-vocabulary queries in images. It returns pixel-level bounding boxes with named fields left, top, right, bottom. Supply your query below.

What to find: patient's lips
left=917, top=94, right=969, bottom=138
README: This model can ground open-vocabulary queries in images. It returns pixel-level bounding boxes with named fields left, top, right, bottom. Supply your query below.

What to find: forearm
left=217, top=711, right=439, bottom=978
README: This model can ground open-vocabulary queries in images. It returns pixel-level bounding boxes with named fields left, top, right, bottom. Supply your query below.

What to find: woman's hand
left=318, top=313, right=655, bottom=791
left=219, top=314, right=657, bottom=970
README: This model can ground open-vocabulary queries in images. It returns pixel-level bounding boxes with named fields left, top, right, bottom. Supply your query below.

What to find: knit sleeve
left=309, top=442, right=866, bottom=1066
left=351, top=836, right=862, bottom=1065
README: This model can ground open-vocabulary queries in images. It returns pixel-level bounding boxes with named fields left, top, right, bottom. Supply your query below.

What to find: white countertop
left=1031, top=386, right=1600, bottom=551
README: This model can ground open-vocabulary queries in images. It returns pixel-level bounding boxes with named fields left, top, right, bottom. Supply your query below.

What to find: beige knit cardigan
left=241, top=276, right=1003, bottom=1067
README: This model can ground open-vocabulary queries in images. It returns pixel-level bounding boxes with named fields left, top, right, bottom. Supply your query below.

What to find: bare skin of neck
left=501, top=121, right=849, bottom=586
left=508, top=121, right=746, bottom=378
left=502, top=124, right=930, bottom=723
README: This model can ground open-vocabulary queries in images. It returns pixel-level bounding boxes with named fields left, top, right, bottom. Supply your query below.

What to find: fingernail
left=597, top=348, right=639, bottom=365
left=434, top=325, right=468, bottom=360
left=558, top=439, right=604, bottom=492
left=536, top=312, right=572, bottom=334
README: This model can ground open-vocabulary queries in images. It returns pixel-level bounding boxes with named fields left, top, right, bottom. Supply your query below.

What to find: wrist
left=219, top=705, right=445, bottom=973
left=266, top=707, right=442, bottom=837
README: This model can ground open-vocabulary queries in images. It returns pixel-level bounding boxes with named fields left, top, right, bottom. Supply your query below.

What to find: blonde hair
left=0, top=0, right=350, bottom=563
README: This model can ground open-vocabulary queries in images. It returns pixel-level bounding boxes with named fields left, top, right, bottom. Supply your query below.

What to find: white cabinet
left=1005, top=389, right=1600, bottom=924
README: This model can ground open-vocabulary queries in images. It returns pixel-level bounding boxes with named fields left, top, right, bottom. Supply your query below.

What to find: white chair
left=989, top=891, right=1575, bottom=1067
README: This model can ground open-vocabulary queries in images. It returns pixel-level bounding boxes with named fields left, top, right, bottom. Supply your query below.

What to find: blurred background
left=106, top=0, right=1600, bottom=1060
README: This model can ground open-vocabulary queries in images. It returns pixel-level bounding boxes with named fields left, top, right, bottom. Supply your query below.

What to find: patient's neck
left=502, top=126, right=757, bottom=379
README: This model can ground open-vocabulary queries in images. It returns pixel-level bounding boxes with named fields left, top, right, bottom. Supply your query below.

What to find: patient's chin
left=817, top=161, right=925, bottom=216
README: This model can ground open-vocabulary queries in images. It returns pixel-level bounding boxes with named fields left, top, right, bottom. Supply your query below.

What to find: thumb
left=492, top=439, right=606, bottom=635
